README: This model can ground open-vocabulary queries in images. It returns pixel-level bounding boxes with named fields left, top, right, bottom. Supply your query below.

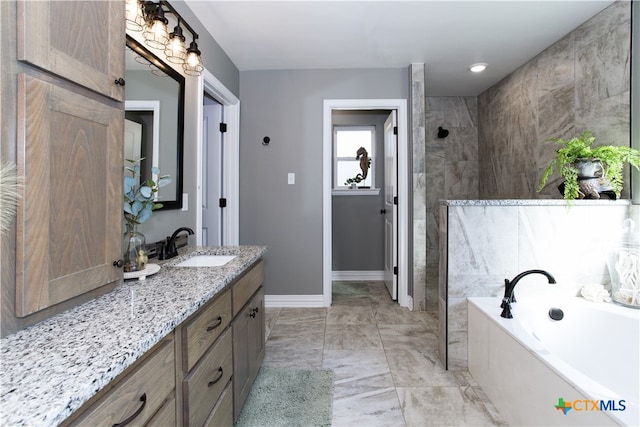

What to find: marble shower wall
left=440, top=201, right=638, bottom=370
left=410, top=64, right=427, bottom=310
left=478, top=1, right=631, bottom=199
left=424, top=97, right=479, bottom=310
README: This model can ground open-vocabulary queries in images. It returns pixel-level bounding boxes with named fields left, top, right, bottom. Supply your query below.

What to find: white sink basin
left=173, top=255, right=236, bottom=267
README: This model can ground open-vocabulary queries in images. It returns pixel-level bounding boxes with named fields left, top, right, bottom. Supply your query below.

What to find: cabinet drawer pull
left=207, top=367, right=224, bottom=387
left=112, top=393, right=146, bottom=427
left=206, top=316, right=223, bottom=331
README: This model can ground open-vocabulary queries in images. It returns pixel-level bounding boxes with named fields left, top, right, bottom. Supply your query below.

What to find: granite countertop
left=0, top=245, right=267, bottom=427
left=440, top=199, right=631, bottom=206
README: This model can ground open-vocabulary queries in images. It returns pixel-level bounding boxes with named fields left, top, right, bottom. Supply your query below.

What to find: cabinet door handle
left=112, top=393, right=146, bottom=427
left=114, top=77, right=126, bottom=86
left=207, top=367, right=224, bottom=387
left=113, top=259, right=123, bottom=268
left=206, top=316, right=223, bottom=331
left=249, top=308, right=256, bottom=318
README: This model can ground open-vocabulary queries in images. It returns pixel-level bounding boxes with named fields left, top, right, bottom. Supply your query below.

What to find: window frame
left=332, top=125, right=376, bottom=191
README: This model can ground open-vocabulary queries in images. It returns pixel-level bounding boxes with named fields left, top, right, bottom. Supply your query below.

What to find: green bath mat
left=332, top=281, right=369, bottom=296
left=235, top=367, right=335, bottom=427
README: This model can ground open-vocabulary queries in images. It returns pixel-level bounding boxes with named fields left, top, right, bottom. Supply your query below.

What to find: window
left=333, top=126, right=375, bottom=189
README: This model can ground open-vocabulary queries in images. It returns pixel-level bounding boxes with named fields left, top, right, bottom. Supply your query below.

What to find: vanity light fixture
left=125, top=0, right=145, bottom=31
left=129, top=0, right=204, bottom=76
left=469, top=63, right=488, bottom=73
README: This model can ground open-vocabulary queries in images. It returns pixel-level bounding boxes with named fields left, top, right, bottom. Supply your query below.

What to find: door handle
left=380, top=209, right=386, bottom=214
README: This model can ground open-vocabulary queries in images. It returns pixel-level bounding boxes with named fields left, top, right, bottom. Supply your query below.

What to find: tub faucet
left=500, top=269, right=556, bottom=318
left=161, top=227, right=194, bottom=260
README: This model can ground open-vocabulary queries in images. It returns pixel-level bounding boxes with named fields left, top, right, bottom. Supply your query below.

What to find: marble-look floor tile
left=324, top=324, right=382, bottom=350
left=373, top=304, right=431, bottom=325
left=327, top=305, right=375, bottom=324
left=262, top=282, right=508, bottom=426
left=266, top=323, right=325, bottom=350
left=397, top=386, right=506, bottom=427
left=332, top=294, right=373, bottom=307
left=264, top=307, right=280, bottom=340
left=262, top=345, right=323, bottom=370
left=332, top=386, right=406, bottom=427
left=323, top=349, right=394, bottom=388
left=386, top=349, right=458, bottom=387
left=378, top=324, right=438, bottom=352
left=273, top=307, right=327, bottom=325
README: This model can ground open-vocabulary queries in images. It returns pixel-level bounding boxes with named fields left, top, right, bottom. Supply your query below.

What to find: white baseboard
left=265, top=294, right=324, bottom=308
left=332, top=270, right=385, bottom=281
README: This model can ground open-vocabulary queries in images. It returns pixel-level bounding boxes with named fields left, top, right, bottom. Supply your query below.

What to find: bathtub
left=468, top=297, right=639, bottom=426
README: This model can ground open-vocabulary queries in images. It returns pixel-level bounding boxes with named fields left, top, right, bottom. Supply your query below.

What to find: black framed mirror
left=125, top=35, right=184, bottom=210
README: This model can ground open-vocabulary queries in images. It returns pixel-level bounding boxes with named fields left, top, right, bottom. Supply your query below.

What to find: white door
left=383, top=111, right=398, bottom=300
left=124, top=119, right=142, bottom=164
left=202, top=98, right=223, bottom=245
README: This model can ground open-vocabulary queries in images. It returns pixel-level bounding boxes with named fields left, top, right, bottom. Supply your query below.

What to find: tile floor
left=263, top=281, right=508, bottom=426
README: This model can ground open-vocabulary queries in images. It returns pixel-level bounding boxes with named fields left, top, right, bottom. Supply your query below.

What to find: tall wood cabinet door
left=17, top=0, right=125, bottom=102
left=15, top=74, right=123, bottom=317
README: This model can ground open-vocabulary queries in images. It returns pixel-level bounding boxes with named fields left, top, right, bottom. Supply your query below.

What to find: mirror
left=125, top=35, right=184, bottom=210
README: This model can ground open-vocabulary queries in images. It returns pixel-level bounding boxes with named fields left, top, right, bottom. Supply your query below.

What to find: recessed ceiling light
left=469, top=63, right=488, bottom=73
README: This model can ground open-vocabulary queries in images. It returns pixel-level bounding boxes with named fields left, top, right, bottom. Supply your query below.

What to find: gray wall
left=239, top=68, right=408, bottom=295
left=477, top=1, right=631, bottom=199
left=331, top=110, right=388, bottom=272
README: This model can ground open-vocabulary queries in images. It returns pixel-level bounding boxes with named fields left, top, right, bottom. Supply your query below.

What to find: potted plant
left=538, top=131, right=640, bottom=200
left=344, top=174, right=365, bottom=189
left=123, top=158, right=171, bottom=271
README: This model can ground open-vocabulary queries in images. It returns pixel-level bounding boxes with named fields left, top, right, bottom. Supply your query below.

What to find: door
left=15, top=74, right=123, bottom=317
left=383, top=111, right=398, bottom=300
left=17, top=1, right=125, bottom=102
left=202, top=96, right=223, bottom=245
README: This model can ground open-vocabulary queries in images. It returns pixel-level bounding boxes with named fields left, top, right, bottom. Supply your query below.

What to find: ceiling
left=184, top=0, right=615, bottom=96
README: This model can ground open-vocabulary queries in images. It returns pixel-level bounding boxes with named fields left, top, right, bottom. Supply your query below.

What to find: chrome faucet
left=161, top=227, right=194, bottom=260
left=500, top=269, right=556, bottom=318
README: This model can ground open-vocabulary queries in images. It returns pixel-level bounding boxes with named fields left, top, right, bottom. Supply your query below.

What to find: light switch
left=288, top=173, right=295, bottom=185
left=182, top=193, right=188, bottom=211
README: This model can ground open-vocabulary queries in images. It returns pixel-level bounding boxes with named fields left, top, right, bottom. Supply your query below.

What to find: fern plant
left=538, top=131, right=640, bottom=200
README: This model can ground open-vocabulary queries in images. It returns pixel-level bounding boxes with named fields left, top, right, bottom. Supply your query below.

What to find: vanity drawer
left=183, top=328, right=233, bottom=427
left=203, top=381, right=233, bottom=427
left=232, top=260, right=264, bottom=315
left=69, top=335, right=175, bottom=427
left=183, top=289, right=231, bottom=372
left=145, top=394, right=176, bottom=426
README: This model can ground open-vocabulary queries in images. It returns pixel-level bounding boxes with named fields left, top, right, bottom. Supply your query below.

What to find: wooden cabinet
left=66, top=335, right=175, bottom=427
left=232, top=262, right=265, bottom=421
left=180, top=289, right=233, bottom=427
left=12, top=1, right=125, bottom=318
left=182, top=290, right=232, bottom=372
left=62, top=260, right=265, bottom=427
left=183, top=329, right=233, bottom=427
left=17, top=1, right=126, bottom=102
left=15, top=75, right=123, bottom=317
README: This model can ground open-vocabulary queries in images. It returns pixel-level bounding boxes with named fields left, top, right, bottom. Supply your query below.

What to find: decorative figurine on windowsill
left=344, top=147, right=371, bottom=188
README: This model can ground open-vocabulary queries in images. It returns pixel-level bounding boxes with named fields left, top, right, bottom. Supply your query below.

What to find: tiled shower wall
left=477, top=1, right=631, bottom=199
left=421, top=1, right=631, bottom=312
left=423, top=97, right=479, bottom=311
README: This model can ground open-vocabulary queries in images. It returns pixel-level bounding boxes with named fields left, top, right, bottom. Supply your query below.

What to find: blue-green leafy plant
left=123, top=158, right=171, bottom=228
